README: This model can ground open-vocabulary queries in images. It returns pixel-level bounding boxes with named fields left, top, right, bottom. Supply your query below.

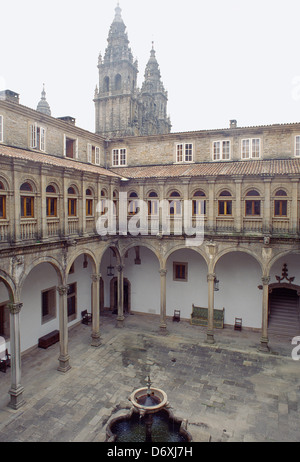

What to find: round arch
left=164, top=243, right=209, bottom=269
left=121, top=241, right=163, bottom=268
left=66, top=248, right=98, bottom=275
left=214, top=246, right=263, bottom=273
left=19, top=256, right=64, bottom=291
left=0, top=270, right=16, bottom=302
left=267, top=249, right=300, bottom=275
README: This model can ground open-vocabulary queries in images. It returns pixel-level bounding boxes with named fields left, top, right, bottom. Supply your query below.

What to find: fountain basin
left=130, top=387, right=168, bottom=414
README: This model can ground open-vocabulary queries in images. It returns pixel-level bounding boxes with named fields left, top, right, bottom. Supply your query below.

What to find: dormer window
left=0, top=115, right=3, bottom=143
left=295, top=136, right=300, bottom=157
left=87, top=144, right=100, bottom=165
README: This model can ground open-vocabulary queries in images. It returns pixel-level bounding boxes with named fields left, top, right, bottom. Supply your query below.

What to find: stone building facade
left=0, top=5, right=300, bottom=410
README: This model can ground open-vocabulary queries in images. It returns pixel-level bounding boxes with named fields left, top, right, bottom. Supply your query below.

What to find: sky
left=1, top=0, right=300, bottom=134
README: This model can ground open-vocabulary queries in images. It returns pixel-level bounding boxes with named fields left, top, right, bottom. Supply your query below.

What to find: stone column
left=206, top=273, right=215, bottom=344
left=263, top=178, right=272, bottom=234
left=91, top=273, right=101, bottom=347
left=159, top=269, right=167, bottom=332
left=57, top=285, right=71, bottom=372
left=290, top=179, right=299, bottom=234
left=234, top=178, right=242, bottom=233
left=207, top=178, right=216, bottom=232
left=260, top=276, right=270, bottom=352
left=7, top=302, right=25, bottom=409
left=116, top=265, right=124, bottom=327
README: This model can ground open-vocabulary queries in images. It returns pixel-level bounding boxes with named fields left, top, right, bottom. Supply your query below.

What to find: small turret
left=37, top=84, right=51, bottom=116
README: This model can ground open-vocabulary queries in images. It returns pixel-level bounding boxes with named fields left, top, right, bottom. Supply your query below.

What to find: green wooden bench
left=190, top=305, right=224, bottom=328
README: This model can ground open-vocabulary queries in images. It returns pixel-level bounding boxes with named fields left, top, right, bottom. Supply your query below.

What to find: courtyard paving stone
left=0, top=313, right=300, bottom=442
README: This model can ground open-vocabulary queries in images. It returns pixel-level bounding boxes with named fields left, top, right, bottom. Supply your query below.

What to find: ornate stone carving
left=7, top=302, right=23, bottom=315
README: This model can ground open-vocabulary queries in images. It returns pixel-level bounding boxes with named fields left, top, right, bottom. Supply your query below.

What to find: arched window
left=218, top=190, right=232, bottom=216
left=86, top=189, right=93, bottom=216
left=68, top=186, right=77, bottom=216
left=245, top=190, right=261, bottom=216
left=0, top=181, right=6, bottom=219
left=128, top=192, right=138, bottom=215
left=192, top=190, right=206, bottom=215
left=20, top=182, right=34, bottom=217
left=148, top=191, right=158, bottom=215
left=274, top=189, right=288, bottom=216
left=115, top=74, right=122, bottom=91
left=169, top=191, right=181, bottom=216
left=46, top=184, right=57, bottom=217
left=104, top=76, right=109, bottom=92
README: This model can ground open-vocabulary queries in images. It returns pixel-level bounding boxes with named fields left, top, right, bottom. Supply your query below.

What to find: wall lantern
left=107, top=248, right=115, bottom=277
left=214, top=277, right=219, bottom=292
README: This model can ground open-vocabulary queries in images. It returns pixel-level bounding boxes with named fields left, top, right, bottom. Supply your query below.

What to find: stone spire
left=36, top=84, right=51, bottom=116
left=103, top=3, right=134, bottom=64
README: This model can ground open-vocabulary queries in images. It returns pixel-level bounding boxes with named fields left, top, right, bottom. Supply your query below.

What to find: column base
left=57, top=354, right=71, bottom=373
left=91, top=332, right=101, bottom=347
left=258, top=337, right=270, bottom=353
left=116, top=316, right=125, bottom=328
left=8, top=386, right=25, bottom=410
left=159, top=322, right=167, bottom=334
left=206, top=330, right=215, bottom=344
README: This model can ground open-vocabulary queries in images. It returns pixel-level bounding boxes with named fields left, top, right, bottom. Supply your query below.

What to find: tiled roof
left=0, top=144, right=121, bottom=178
left=112, top=158, right=300, bottom=179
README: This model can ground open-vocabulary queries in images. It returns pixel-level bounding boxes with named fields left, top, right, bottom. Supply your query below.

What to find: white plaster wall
left=0, top=281, right=11, bottom=353
left=20, top=255, right=93, bottom=353
left=214, top=252, right=262, bottom=328
left=269, top=254, right=300, bottom=286
left=124, top=247, right=160, bottom=315
left=166, top=249, right=208, bottom=319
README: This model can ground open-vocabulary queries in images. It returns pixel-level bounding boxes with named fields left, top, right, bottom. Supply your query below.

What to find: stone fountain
left=106, top=376, right=192, bottom=442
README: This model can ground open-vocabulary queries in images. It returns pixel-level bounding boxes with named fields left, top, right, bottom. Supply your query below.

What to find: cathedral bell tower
left=94, top=4, right=139, bottom=138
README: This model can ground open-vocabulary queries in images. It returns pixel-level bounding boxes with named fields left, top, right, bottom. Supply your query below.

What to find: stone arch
left=164, top=243, right=209, bottom=269
left=66, top=248, right=98, bottom=275
left=266, top=249, right=300, bottom=275
left=19, top=256, right=64, bottom=291
left=214, top=246, right=263, bottom=273
left=0, top=270, right=16, bottom=302
left=121, top=240, right=163, bottom=268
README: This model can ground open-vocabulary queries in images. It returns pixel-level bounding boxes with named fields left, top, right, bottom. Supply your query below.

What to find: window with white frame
left=213, top=140, right=231, bottom=160
left=30, top=123, right=46, bottom=151
left=176, top=143, right=193, bottom=163
left=295, top=136, right=300, bottom=157
left=241, top=138, right=261, bottom=159
left=0, top=115, right=3, bottom=143
left=87, top=143, right=100, bottom=165
left=112, top=148, right=127, bottom=166
left=64, top=135, right=78, bottom=159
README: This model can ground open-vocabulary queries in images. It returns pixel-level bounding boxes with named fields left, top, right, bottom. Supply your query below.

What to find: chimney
left=230, top=119, right=237, bottom=129
left=0, top=89, right=20, bottom=104
left=57, top=116, right=76, bottom=125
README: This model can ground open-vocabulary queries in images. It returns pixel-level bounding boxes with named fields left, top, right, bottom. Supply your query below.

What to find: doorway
left=110, top=277, right=131, bottom=314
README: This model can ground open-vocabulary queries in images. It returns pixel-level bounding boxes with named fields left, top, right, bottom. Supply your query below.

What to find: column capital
left=262, top=276, right=270, bottom=286
left=7, top=302, right=23, bottom=315
left=57, top=285, right=68, bottom=296
left=117, top=265, right=124, bottom=273
left=159, top=269, right=167, bottom=276
left=91, top=273, right=101, bottom=282
left=207, top=273, right=216, bottom=282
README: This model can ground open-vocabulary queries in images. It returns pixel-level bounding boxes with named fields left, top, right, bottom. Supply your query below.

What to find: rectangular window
left=148, top=200, right=158, bottom=215
left=192, top=199, right=206, bottom=215
left=112, top=148, right=127, bottom=166
left=169, top=200, right=181, bottom=216
left=0, top=196, right=6, bottom=219
left=213, top=140, right=231, bottom=160
left=86, top=198, right=93, bottom=216
left=295, top=136, right=300, bottom=157
left=173, top=262, right=188, bottom=282
left=64, top=135, right=78, bottom=159
left=30, top=124, right=46, bottom=151
left=274, top=200, right=287, bottom=216
left=87, top=144, right=100, bottom=164
left=0, top=302, right=10, bottom=339
left=21, top=197, right=34, bottom=217
left=41, top=287, right=56, bottom=324
left=176, top=143, right=193, bottom=162
left=67, top=282, right=77, bottom=321
left=242, top=138, right=260, bottom=159
left=0, top=115, right=3, bottom=143
left=245, top=200, right=261, bottom=216
left=46, top=197, right=57, bottom=217
left=68, top=198, right=77, bottom=216
left=218, top=200, right=232, bottom=215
